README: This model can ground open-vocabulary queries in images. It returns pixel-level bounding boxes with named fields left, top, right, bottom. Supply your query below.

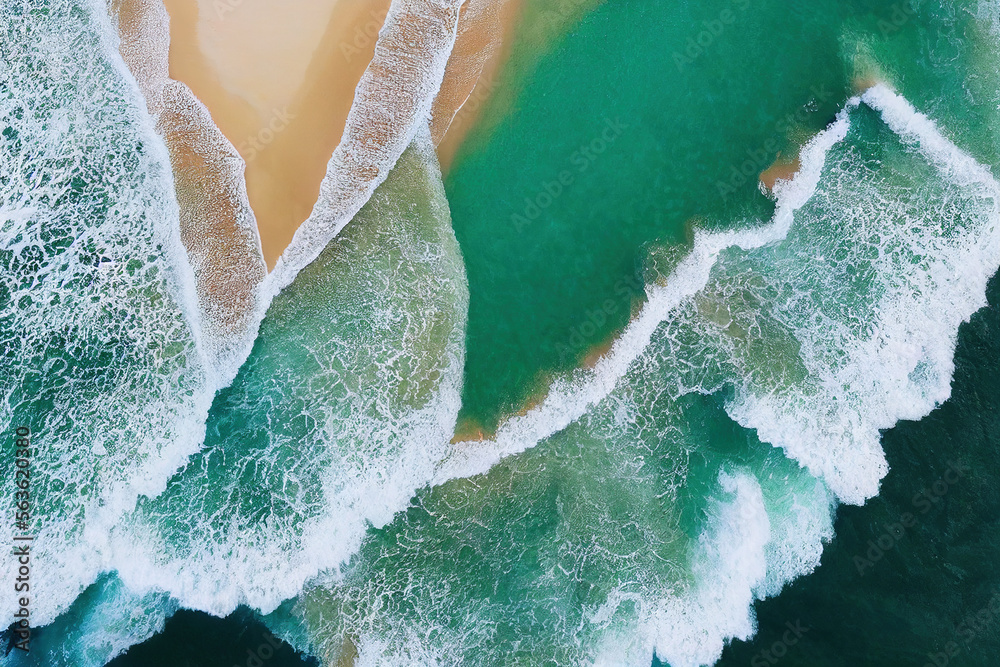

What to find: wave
left=111, top=0, right=268, bottom=381
left=0, top=0, right=215, bottom=626
left=103, top=128, right=468, bottom=618
left=2, top=575, right=177, bottom=667
left=725, top=86, right=1000, bottom=503
left=267, top=0, right=465, bottom=292
left=436, top=84, right=1000, bottom=506
left=431, top=102, right=852, bottom=489
left=284, top=85, right=1000, bottom=665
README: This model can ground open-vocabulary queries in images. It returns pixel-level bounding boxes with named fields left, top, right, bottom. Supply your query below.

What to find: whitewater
left=3, top=0, right=1000, bottom=665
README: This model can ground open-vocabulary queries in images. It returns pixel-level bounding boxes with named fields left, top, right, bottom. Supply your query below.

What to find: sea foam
left=284, top=86, right=1000, bottom=665
left=268, top=0, right=465, bottom=293
left=105, top=128, right=468, bottom=619
left=436, top=85, right=1000, bottom=507
left=0, top=0, right=215, bottom=627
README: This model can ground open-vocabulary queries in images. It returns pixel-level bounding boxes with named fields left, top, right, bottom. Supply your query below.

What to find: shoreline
left=111, top=0, right=267, bottom=363
left=432, top=0, right=523, bottom=173
left=160, top=0, right=391, bottom=268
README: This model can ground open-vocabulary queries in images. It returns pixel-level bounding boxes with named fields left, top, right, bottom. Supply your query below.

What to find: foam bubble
left=110, top=0, right=268, bottom=382
left=285, top=87, right=1000, bottom=664
left=108, top=129, right=468, bottom=617
left=268, top=0, right=465, bottom=292
left=0, top=0, right=215, bottom=625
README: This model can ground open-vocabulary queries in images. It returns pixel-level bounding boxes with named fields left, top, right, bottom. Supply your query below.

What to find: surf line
left=11, top=425, right=34, bottom=653
left=438, top=82, right=998, bottom=501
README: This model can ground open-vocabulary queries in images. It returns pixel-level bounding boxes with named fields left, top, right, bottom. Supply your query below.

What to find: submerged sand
left=431, top=0, right=522, bottom=172
left=759, top=156, right=802, bottom=192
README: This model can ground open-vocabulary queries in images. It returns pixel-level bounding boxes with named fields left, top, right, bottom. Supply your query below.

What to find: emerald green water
left=447, top=0, right=862, bottom=429
left=446, top=0, right=1000, bottom=431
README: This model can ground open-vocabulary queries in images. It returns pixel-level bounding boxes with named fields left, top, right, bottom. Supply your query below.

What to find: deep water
left=708, top=271, right=1000, bottom=666
left=107, top=609, right=318, bottom=667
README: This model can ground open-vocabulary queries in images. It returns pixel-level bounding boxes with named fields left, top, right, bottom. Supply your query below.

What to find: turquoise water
left=448, top=0, right=854, bottom=429
left=4, top=0, right=1000, bottom=665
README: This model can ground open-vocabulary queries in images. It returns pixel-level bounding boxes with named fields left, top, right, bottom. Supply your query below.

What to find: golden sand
left=160, top=0, right=391, bottom=268
left=450, top=377, right=549, bottom=443
left=124, top=0, right=531, bottom=268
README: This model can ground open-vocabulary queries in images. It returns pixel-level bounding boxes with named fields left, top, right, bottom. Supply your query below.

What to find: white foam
left=108, top=127, right=469, bottom=618
left=431, top=103, right=855, bottom=487
left=267, top=0, right=465, bottom=294
left=0, top=0, right=216, bottom=626
left=726, top=84, right=1000, bottom=503
left=316, top=465, right=834, bottom=667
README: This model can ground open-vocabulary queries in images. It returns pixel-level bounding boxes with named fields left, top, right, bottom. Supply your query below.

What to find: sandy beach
left=160, top=0, right=391, bottom=267
left=113, top=0, right=267, bottom=361
left=121, top=0, right=529, bottom=267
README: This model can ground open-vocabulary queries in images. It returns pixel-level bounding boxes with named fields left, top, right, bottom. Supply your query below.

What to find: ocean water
left=4, top=0, right=1000, bottom=666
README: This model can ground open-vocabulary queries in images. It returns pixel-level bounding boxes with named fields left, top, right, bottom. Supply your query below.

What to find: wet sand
left=436, top=0, right=608, bottom=173
left=432, top=0, right=522, bottom=172
left=127, top=0, right=530, bottom=266
left=160, top=0, right=391, bottom=268
left=112, top=0, right=266, bottom=362
left=450, top=378, right=549, bottom=444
